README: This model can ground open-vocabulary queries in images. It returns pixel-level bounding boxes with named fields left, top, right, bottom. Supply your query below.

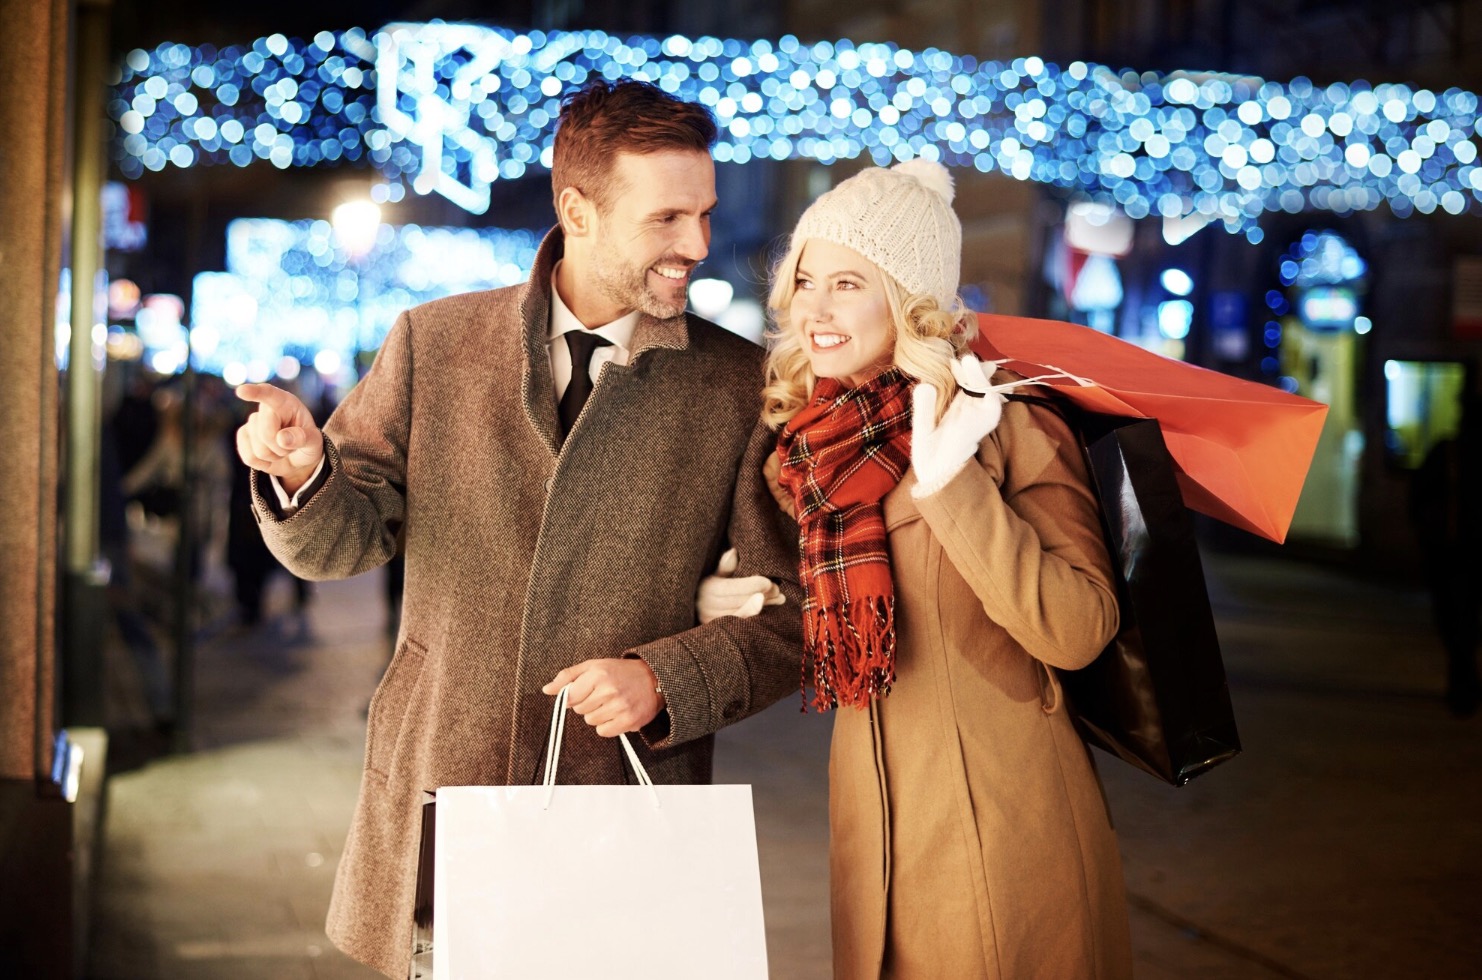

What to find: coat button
left=544, top=476, right=555, bottom=493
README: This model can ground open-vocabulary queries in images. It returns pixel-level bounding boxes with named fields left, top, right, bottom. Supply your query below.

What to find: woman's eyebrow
left=812, top=269, right=866, bottom=280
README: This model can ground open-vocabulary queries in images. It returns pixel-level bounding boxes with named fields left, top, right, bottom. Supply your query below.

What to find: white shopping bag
left=432, top=686, right=770, bottom=980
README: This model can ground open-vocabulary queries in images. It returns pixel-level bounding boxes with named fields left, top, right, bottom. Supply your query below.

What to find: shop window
left=1384, top=360, right=1468, bottom=470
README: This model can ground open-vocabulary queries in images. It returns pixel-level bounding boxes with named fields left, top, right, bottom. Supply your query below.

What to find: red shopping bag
left=973, top=313, right=1328, bottom=543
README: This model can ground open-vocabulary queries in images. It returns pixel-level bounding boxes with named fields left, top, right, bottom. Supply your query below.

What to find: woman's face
left=789, top=239, right=895, bottom=388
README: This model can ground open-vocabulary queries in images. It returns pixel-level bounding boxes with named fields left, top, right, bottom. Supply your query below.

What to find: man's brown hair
left=551, top=79, right=717, bottom=212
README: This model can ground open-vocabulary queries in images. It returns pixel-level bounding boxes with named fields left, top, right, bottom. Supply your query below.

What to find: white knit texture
left=791, top=159, right=962, bottom=307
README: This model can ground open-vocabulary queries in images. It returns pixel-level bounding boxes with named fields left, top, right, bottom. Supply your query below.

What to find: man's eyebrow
left=642, top=201, right=719, bottom=220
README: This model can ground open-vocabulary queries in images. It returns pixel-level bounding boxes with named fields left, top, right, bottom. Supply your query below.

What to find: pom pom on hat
left=892, top=159, right=955, bottom=205
left=789, top=157, right=962, bottom=307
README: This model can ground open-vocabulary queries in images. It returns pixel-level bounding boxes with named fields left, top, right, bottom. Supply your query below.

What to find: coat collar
left=516, top=228, right=694, bottom=456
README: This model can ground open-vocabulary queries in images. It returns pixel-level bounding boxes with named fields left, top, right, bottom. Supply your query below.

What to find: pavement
left=84, top=546, right=1482, bottom=979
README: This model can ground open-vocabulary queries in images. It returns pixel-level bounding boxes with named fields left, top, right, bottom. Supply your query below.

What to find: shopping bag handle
left=543, top=684, right=659, bottom=809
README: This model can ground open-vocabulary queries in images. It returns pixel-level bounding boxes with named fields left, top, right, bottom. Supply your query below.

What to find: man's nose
left=675, top=218, right=709, bottom=262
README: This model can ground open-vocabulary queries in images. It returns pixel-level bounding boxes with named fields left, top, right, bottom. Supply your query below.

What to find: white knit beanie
left=790, top=158, right=962, bottom=308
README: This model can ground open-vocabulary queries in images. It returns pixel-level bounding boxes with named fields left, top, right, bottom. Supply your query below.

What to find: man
left=234, top=80, right=802, bottom=978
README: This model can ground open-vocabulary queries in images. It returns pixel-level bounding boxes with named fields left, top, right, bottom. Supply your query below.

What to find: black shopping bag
left=1060, top=410, right=1241, bottom=786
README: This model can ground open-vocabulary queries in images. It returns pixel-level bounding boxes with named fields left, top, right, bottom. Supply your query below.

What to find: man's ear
left=556, top=186, right=596, bottom=238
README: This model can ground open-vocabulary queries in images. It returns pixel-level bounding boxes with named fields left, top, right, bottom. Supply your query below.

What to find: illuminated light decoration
left=1157, top=299, right=1194, bottom=339
left=331, top=198, right=383, bottom=256
left=1297, top=285, right=1359, bottom=330
left=107, top=277, right=142, bottom=319
left=187, top=218, right=541, bottom=376
left=1065, top=201, right=1134, bottom=256
left=1069, top=253, right=1123, bottom=311
left=105, top=326, right=146, bottom=362
left=109, top=25, right=1482, bottom=232
left=1159, top=268, right=1194, bottom=296
left=1162, top=211, right=1213, bottom=246
left=687, top=277, right=735, bottom=319
left=1264, top=227, right=1367, bottom=377
left=1282, top=229, right=1368, bottom=288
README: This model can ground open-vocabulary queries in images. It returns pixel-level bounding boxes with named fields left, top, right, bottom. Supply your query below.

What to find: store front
left=1271, top=230, right=1370, bottom=548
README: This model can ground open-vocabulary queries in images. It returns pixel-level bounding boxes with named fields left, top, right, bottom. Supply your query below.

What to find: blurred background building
left=4, top=0, right=1482, bottom=974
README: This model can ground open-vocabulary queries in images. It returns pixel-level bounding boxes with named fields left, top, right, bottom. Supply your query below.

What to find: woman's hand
left=911, top=353, right=1007, bottom=498
left=696, top=548, right=785, bottom=624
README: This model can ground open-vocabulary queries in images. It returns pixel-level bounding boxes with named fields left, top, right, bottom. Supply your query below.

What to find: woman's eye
left=795, top=277, right=813, bottom=289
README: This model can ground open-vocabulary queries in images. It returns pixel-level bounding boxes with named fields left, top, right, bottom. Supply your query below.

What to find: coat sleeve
left=910, top=399, right=1119, bottom=671
left=249, top=311, right=413, bottom=580
left=628, top=419, right=805, bottom=749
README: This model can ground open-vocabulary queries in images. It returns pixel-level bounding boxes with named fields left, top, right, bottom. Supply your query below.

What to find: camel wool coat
left=818, top=396, right=1134, bottom=979
left=251, top=231, right=803, bottom=978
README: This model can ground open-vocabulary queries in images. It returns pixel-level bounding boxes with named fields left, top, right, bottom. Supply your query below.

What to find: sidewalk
left=86, top=549, right=1482, bottom=979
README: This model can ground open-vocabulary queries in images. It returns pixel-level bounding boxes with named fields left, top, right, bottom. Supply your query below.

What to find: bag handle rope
left=542, top=684, right=658, bottom=809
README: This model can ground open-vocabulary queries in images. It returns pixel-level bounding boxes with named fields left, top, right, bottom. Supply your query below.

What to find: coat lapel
left=518, top=232, right=563, bottom=458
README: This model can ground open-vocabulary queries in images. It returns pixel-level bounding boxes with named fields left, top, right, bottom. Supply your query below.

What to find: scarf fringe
left=806, top=596, right=897, bottom=711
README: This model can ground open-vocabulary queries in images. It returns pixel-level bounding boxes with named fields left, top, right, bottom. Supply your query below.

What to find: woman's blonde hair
left=760, top=240, right=978, bottom=428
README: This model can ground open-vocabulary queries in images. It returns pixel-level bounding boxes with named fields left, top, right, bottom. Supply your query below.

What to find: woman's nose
left=799, top=290, right=829, bottom=321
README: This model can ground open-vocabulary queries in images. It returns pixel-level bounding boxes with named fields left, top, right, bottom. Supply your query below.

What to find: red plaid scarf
left=776, top=368, right=914, bottom=710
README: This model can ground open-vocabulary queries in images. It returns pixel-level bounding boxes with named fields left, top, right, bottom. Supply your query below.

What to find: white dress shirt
left=547, top=263, right=639, bottom=398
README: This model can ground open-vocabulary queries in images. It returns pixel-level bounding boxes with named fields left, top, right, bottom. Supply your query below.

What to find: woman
left=712, top=160, right=1133, bottom=978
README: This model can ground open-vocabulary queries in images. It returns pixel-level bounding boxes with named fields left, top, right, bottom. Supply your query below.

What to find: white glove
left=911, top=352, right=1007, bottom=499
left=696, top=548, right=785, bottom=625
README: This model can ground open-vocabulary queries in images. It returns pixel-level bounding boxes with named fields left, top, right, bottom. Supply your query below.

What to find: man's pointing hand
left=235, top=383, right=324, bottom=495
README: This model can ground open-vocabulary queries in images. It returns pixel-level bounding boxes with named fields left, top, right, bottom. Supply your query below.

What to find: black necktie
left=558, top=330, right=612, bottom=438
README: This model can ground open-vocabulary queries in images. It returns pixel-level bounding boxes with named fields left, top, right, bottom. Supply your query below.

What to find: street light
left=330, top=198, right=382, bottom=379
left=331, top=199, right=382, bottom=259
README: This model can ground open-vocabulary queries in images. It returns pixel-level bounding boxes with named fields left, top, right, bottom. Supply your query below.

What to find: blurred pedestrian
left=101, top=412, right=173, bottom=734
left=224, top=412, right=311, bottom=627
left=1409, top=386, right=1482, bottom=717
left=113, top=370, right=160, bottom=477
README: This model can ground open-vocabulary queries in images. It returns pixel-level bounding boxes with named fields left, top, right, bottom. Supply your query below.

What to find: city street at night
left=6, top=2, right=1482, bottom=977
left=85, top=548, right=1482, bottom=979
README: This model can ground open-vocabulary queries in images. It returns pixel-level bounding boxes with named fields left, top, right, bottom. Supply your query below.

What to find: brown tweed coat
left=811, top=397, right=1134, bottom=979
left=251, top=230, right=803, bottom=978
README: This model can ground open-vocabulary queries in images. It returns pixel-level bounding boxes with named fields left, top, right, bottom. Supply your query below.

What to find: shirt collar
left=548, top=261, right=640, bottom=352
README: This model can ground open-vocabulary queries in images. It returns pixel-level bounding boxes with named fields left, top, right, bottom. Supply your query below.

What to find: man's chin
left=640, top=289, right=688, bottom=320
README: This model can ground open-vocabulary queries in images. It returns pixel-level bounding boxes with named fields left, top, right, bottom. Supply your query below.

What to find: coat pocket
left=366, top=637, right=427, bottom=780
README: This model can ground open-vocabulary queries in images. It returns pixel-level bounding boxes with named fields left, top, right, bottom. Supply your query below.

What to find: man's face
left=587, top=150, right=717, bottom=320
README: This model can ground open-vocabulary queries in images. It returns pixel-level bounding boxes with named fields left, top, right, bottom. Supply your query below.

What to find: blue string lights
left=109, top=22, right=1482, bottom=236
left=187, top=218, right=541, bottom=379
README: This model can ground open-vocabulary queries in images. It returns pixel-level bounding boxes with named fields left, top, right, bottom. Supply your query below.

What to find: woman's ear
left=555, top=186, right=595, bottom=238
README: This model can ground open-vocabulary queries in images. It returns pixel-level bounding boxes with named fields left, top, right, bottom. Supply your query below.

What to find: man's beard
left=590, top=246, right=690, bottom=320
